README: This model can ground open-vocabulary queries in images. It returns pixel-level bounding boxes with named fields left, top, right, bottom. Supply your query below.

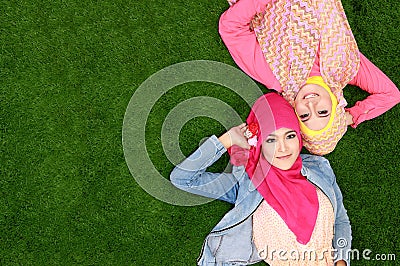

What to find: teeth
left=304, top=93, right=318, bottom=99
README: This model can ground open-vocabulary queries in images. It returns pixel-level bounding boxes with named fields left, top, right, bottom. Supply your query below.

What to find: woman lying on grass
left=219, top=0, right=400, bottom=155
left=171, top=93, right=351, bottom=265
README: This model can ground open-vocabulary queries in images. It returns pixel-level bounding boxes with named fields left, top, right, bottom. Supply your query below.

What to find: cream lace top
left=253, top=188, right=334, bottom=265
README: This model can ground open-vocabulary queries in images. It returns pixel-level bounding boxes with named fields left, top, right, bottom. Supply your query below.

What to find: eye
left=286, top=133, right=297, bottom=140
left=317, top=110, right=329, bottom=116
left=265, top=138, right=276, bottom=143
left=299, top=113, right=309, bottom=121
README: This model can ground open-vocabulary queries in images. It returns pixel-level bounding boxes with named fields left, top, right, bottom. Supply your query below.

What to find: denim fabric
left=170, top=135, right=352, bottom=266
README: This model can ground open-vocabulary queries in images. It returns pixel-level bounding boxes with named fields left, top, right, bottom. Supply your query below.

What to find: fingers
left=239, top=123, right=248, bottom=133
left=238, top=123, right=247, bottom=130
left=229, top=123, right=246, bottom=133
left=238, top=124, right=251, bottom=150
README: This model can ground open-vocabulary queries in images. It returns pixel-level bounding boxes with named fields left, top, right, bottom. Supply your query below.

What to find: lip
left=276, top=154, right=292, bottom=160
left=303, top=93, right=319, bottom=99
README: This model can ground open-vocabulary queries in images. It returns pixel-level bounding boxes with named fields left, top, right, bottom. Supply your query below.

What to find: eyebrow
left=268, top=130, right=296, bottom=137
left=285, top=130, right=296, bottom=135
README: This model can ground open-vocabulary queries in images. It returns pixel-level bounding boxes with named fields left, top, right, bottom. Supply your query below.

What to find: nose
left=305, top=98, right=318, bottom=107
left=277, top=138, right=288, bottom=152
left=305, top=101, right=318, bottom=118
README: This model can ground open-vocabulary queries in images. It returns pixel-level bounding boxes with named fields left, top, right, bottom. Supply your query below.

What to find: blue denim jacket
left=170, top=135, right=352, bottom=266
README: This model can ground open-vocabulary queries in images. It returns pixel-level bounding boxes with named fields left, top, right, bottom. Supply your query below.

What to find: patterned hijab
left=229, top=93, right=319, bottom=244
left=249, top=0, right=360, bottom=155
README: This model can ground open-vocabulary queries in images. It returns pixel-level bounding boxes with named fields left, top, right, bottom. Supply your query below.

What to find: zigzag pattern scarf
left=250, top=0, right=361, bottom=155
left=251, top=0, right=360, bottom=104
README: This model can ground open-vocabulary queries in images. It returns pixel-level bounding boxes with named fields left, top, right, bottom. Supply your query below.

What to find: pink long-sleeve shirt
left=219, top=0, right=400, bottom=127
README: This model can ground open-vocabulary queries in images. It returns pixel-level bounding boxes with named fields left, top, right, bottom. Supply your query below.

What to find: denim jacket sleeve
left=332, top=177, right=352, bottom=266
left=170, top=135, right=241, bottom=204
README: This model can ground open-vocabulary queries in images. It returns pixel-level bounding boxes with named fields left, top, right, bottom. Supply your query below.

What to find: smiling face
left=261, top=128, right=300, bottom=170
left=294, top=83, right=332, bottom=130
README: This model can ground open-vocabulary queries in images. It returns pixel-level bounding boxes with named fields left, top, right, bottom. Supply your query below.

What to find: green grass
left=1, top=0, right=399, bottom=265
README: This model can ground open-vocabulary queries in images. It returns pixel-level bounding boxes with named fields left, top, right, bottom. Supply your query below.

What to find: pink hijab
left=229, top=93, right=319, bottom=244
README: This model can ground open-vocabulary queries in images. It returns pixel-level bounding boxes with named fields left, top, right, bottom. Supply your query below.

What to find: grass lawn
left=1, top=0, right=399, bottom=265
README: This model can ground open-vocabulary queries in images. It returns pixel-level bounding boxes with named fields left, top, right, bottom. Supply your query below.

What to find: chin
left=274, top=163, right=293, bottom=171
left=275, top=161, right=295, bottom=171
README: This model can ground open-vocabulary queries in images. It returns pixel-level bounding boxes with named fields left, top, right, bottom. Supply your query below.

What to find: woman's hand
left=345, top=111, right=354, bottom=126
left=219, top=123, right=251, bottom=149
left=335, top=260, right=347, bottom=266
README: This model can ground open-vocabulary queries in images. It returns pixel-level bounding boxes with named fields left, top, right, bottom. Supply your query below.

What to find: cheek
left=294, top=102, right=307, bottom=116
left=261, top=145, right=275, bottom=163
left=289, top=139, right=301, bottom=154
left=321, top=96, right=332, bottom=109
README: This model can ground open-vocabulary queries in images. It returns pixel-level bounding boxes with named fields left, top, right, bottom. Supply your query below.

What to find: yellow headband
left=296, top=76, right=338, bottom=137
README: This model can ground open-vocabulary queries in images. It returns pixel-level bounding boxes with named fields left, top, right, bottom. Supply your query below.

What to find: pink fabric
left=229, top=93, right=318, bottom=244
left=219, top=0, right=400, bottom=128
left=347, top=53, right=400, bottom=127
